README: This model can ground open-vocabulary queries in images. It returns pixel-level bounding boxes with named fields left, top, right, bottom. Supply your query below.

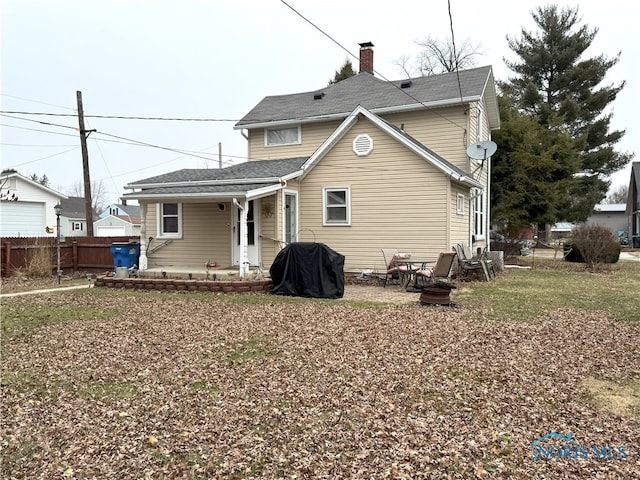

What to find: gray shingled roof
left=128, top=158, right=307, bottom=186
left=236, top=66, right=494, bottom=127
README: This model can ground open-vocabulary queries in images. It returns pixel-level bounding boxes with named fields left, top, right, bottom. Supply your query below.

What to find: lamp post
left=54, top=203, right=62, bottom=284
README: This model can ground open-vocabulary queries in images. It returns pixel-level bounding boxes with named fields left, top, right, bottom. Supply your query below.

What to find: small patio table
left=397, top=258, right=434, bottom=292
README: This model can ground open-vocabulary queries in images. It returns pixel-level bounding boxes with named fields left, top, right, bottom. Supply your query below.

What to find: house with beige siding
left=123, top=43, right=500, bottom=277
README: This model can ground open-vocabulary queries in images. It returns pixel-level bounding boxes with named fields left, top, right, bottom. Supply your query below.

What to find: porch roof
left=123, top=157, right=307, bottom=201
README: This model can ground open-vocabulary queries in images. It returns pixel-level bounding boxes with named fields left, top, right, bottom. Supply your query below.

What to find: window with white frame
left=265, top=125, right=301, bottom=146
left=72, top=222, right=83, bottom=231
left=456, top=194, right=465, bottom=215
left=109, top=207, right=118, bottom=215
left=157, top=202, right=182, bottom=238
left=323, top=187, right=350, bottom=225
left=473, top=190, right=485, bottom=239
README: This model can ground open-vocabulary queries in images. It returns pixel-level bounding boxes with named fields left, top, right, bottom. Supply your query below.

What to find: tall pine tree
left=494, top=5, right=633, bottom=229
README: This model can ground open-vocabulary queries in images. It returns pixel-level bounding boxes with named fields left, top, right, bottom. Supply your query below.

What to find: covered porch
left=121, top=158, right=307, bottom=279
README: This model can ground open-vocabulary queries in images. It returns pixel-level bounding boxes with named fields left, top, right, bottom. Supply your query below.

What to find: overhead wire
left=447, top=0, right=464, bottom=102
left=0, top=110, right=238, bottom=122
left=280, top=0, right=468, bottom=132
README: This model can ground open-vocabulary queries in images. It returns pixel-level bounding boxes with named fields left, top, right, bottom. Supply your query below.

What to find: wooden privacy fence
left=1, top=236, right=140, bottom=277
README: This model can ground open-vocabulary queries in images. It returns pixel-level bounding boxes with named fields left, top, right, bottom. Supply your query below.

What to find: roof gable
left=300, top=105, right=482, bottom=188
left=1, top=172, right=67, bottom=199
left=236, top=66, right=499, bottom=130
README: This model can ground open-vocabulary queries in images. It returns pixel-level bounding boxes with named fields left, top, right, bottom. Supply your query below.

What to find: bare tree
left=394, top=36, right=482, bottom=77
left=68, top=179, right=108, bottom=214
left=606, top=184, right=628, bottom=204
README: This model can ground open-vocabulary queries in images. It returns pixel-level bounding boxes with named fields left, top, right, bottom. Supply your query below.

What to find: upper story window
left=157, top=202, right=182, bottom=238
left=109, top=207, right=118, bottom=215
left=323, top=187, right=351, bottom=226
left=265, top=125, right=301, bottom=146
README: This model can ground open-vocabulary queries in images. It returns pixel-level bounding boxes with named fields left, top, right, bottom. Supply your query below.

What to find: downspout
left=139, top=202, right=148, bottom=271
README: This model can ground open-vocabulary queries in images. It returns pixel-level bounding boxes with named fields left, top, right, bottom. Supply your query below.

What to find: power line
left=0, top=93, right=76, bottom=111
left=1, top=123, right=80, bottom=138
left=447, top=0, right=464, bottom=102
left=279, top=0, right=467, bottom=132
left=0, top=110, right=238, bottom=122
left=6, top=147, right=80, bottom=168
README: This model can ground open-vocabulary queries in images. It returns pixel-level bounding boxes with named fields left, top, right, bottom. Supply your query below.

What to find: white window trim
left=474, top=190, right=486, bottom=240
left=323, top=186, right=351, bottom=226
left=264, top=125, right=301, bottom=147
left=156, top=202, right=183, bottom=239
left=456, top=194, right=465, bottom=215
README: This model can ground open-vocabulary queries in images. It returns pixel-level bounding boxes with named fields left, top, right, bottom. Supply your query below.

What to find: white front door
left=234, top=199, right=259, bottom=266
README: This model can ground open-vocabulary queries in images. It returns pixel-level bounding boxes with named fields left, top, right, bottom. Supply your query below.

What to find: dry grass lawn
left=1, top=280, right=639, bottom=478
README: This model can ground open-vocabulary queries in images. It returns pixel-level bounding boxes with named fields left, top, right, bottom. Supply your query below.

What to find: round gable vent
left=353, top=134, right=373, bottom=156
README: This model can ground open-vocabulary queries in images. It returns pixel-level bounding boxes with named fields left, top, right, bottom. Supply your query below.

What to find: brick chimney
left=359, top=42, right=374, bottom=74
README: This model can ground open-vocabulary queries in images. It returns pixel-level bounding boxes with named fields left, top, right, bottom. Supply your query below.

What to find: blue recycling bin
left=110, top=242, right=140, bottom=269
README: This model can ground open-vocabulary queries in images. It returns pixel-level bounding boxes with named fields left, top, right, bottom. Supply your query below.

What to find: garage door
left=0, top=202, right=45, bottom=237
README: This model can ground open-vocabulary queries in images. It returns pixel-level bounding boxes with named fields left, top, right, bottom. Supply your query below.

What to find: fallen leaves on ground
left=1, top=291, right=639, bottom=479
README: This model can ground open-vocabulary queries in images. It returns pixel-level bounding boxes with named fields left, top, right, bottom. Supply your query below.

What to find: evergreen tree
left=497, top=4, right=633, bottom=226
left=329, top=58, right=356, bottom=85
left=492, top=96, right=576, bottom=233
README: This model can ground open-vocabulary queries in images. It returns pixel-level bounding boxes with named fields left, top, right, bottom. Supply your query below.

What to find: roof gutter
left=124, top=176, right=287, bottom=190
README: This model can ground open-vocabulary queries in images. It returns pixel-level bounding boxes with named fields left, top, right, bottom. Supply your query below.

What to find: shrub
left=23, top=239, right=55, bottom=278
left=564, top=224, right=621, bottom=268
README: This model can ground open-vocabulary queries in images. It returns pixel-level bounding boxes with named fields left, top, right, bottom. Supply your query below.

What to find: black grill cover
left=270, top=242, right=345, bottom=299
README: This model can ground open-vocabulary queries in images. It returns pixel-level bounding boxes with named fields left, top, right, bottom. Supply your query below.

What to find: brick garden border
left=94, top=276, right=272, bottom=294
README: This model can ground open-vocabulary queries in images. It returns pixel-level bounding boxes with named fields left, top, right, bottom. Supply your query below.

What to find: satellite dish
left=466, top=141, right=497, bottom=161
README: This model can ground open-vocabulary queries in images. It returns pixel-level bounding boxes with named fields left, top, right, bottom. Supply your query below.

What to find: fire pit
left=420, top=282, right=456, bottom=306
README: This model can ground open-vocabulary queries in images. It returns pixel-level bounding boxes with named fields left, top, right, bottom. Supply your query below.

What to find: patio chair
left=415, top=251, right=457, bottom=286
left=381, top=249, right=412, bottom=288
left=453, top=243, right=490, bottom=281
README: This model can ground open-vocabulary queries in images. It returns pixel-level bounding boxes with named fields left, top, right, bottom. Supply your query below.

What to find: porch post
left=239, top=199, right=249, bottom=278
left=139, top=202, right=148, bottom=271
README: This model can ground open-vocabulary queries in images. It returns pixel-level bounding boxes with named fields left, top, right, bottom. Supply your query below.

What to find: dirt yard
left=1, top=287, right=639, bottom=478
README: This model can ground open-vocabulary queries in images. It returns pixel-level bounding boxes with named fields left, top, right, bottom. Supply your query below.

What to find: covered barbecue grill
left=269, top=242, right=345, bottom=299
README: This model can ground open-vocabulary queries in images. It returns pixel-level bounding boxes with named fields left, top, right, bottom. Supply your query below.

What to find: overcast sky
left=1, top=0, right=637, bottom=206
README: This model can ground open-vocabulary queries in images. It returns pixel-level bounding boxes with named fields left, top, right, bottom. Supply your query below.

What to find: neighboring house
left=123, top=43, right=500, bottom=276
left=0, top=172, right=67, bottom=237
left=627, top=161, right=640, bottom=247
left=94, top=203, right=141, bottom=236
left=58, top=196, right=98, bottom=238
left=586, top=203, right=628, bottom=238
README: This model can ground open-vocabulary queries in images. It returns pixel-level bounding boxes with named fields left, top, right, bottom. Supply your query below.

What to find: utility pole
left=76, top=91, right=95, bottom=236
left=218, top=142, right=222, bottom=169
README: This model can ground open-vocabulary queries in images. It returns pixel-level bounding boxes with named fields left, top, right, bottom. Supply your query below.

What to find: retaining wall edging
left=94, top=276, right=273, bottom=294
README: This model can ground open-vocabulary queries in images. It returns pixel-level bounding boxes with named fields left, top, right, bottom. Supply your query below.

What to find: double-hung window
left=265, top=125, right=301, bottom=146
left=157, top=202, right=182, bottom=238
left=323, top=187, right=350, bottom=225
